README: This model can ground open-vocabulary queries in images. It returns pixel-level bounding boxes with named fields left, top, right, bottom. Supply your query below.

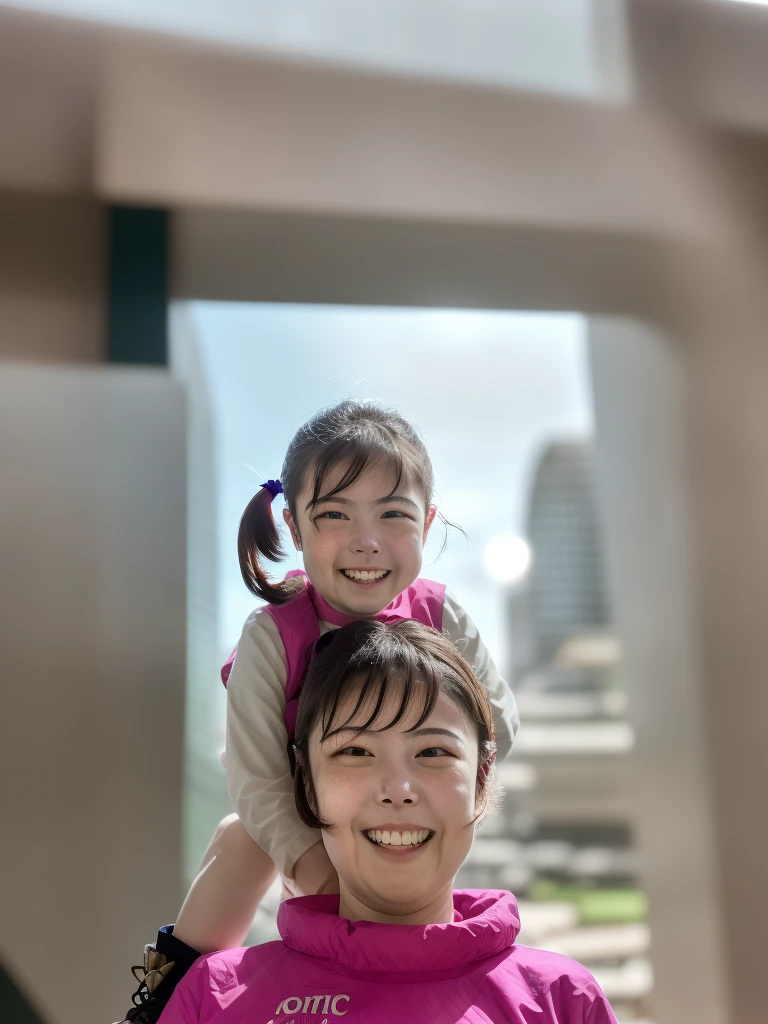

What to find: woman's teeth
left=342, top=569, right=389, bottom=582
left=365, top=829, right=432, bottom=847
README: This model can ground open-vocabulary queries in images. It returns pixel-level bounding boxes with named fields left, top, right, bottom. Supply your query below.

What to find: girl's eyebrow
left=308, top=494, right=420, bottom=511
left=309, top=495, right=354, bottom=509
left=373, top=495, right=420, bottom=511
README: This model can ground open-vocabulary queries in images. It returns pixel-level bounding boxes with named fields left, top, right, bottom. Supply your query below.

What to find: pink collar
left=308, top=583, right=366, bottom=627
left=278, top=890, right=520, bottom=976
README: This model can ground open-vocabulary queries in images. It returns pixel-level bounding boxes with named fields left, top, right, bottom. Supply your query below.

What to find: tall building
left=518, top=440, right=612, bottom=673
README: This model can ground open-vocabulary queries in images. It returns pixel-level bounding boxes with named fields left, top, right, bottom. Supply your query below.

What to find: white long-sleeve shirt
left=225, top=589, right=519, bottom=881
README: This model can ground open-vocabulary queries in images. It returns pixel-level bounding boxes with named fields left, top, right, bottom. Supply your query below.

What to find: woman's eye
left=417, top=747, right=453, bottom=758
left=337, top=746, right=372, bottom=757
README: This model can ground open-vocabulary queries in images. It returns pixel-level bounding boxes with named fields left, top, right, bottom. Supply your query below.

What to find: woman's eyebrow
left=408, top=727, right=465, bottom=744
left=322, top=726, right=464, bottom=744
left=323, top=724, right=462, bottom=741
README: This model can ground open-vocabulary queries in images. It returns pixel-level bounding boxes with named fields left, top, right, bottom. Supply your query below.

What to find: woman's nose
left=376, top=776, right=419, bottom=807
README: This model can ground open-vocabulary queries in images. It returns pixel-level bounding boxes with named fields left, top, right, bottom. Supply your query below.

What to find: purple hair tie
left=261, top=479, right=284, bottom=500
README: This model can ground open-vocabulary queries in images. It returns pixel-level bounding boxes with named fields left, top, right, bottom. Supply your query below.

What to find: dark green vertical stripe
left=108, top=205, right=169, bottom=365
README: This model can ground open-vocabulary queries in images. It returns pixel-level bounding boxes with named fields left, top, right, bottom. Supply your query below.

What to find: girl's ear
left=283, top=508, right=302, bottom=551
left=423, top=504, right=438, bottom=544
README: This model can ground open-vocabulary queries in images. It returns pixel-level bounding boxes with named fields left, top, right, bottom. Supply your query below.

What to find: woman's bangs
left=321, top=660, right=441, bottom=740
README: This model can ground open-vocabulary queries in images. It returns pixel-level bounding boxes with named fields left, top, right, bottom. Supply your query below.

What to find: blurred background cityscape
left=3, top=3, right=768, bottom=1024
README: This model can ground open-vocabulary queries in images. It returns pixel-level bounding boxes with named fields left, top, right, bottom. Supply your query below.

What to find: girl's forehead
left=304, top=457, right=406, bottom=497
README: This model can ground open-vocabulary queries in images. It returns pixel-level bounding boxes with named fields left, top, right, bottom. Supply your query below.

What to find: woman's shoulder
left=188, top=940, right=288, bottom=994
left=485, top=944, right=616, bottom=1020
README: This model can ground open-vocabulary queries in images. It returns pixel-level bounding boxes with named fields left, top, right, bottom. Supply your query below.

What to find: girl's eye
left=315, top=510, right=348, bottom=521
left=337, top=746, right=372, bottom=757
left=381, top=510, right=406, bottom=519
left=417, top=747, right=453, bottom=759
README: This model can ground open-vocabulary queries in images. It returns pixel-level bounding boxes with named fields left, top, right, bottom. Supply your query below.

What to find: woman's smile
left=362, top=826, right=435, bottom=852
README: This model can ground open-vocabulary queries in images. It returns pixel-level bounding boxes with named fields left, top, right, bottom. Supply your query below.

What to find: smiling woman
left=158, top=621, right=618, bottom=1023
left=292, top=619, right=496, bottom=925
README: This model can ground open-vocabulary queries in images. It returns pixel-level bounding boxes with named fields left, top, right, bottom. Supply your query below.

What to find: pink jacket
left=159, top=890, right=618, bottom=1023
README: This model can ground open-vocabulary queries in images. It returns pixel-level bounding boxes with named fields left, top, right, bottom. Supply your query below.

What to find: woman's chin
left=356, top=883, right=444, bottom=918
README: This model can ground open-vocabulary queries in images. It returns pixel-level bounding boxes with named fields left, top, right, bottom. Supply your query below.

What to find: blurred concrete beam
left=97, top=36, right=735, bottom=243
left=630, top=0, right=768, bottom=134
left=172, top=206, right=726, bottom=325
left=0, top=7, right=100, bottom=194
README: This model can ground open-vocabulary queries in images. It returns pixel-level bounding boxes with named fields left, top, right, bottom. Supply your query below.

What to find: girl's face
left=308, top=687, right=481, bottom=925
left=284, top=461, right=436, bottom=617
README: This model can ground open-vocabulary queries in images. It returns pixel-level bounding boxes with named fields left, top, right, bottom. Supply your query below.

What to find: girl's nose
left=350, top=532, right=381, bottom=554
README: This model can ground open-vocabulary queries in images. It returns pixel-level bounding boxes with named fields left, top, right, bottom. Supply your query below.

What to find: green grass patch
left=529, top=881, right=648, bottom=925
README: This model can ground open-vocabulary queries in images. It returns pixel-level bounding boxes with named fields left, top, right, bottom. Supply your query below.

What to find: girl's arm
left=441, top=590, right=520, bottom=759
left=226, top=610, right=321, bottom=881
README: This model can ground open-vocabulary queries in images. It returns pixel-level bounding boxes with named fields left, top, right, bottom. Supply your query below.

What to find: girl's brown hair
left=238, top=401, right=447, bottom=605
left=291, top=619, right=497, bottom=830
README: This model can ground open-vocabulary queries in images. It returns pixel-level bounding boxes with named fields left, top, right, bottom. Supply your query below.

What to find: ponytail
left=237, top=485, right=300, bottom=605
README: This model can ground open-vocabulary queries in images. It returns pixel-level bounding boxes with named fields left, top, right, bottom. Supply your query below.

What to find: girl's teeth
left=343, top=569, right=388, bottom=581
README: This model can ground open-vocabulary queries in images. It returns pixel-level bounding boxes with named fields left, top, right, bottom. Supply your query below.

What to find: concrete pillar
left=0, top=365, right=186, bottom=1024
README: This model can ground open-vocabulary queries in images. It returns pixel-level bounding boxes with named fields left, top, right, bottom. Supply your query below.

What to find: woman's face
left=307, top=686, right=481, bottom=924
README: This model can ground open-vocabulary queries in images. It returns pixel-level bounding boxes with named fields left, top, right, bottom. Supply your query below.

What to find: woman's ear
left=422, top=504, right=438, bottom=544
left=283, top=507, right=302, bottom=551
left=474, top=742, right=499, bottom=826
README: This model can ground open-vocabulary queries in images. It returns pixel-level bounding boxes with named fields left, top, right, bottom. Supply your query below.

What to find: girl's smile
left=339, top=568, right=391, bottom=583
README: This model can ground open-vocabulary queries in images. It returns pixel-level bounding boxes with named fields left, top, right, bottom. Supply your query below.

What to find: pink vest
left=221, top=571, right=446, bottom=739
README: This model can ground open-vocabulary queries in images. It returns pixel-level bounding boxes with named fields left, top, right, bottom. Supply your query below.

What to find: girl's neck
left=309, top=579, right=390, bottom=627
left=337, top=881, right=455, bottom=927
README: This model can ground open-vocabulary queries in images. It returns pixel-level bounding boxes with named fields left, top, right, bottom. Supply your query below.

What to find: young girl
left=119, top=401, right=519, bottom=1023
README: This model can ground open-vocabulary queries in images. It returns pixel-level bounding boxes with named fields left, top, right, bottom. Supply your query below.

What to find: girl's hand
left=292, top=840, right=340, bottom=897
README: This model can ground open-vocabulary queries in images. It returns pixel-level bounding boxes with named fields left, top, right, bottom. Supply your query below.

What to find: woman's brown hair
left=291, top=619, right=497, bottom=830
left=237, top=400, right=455, bottom=605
